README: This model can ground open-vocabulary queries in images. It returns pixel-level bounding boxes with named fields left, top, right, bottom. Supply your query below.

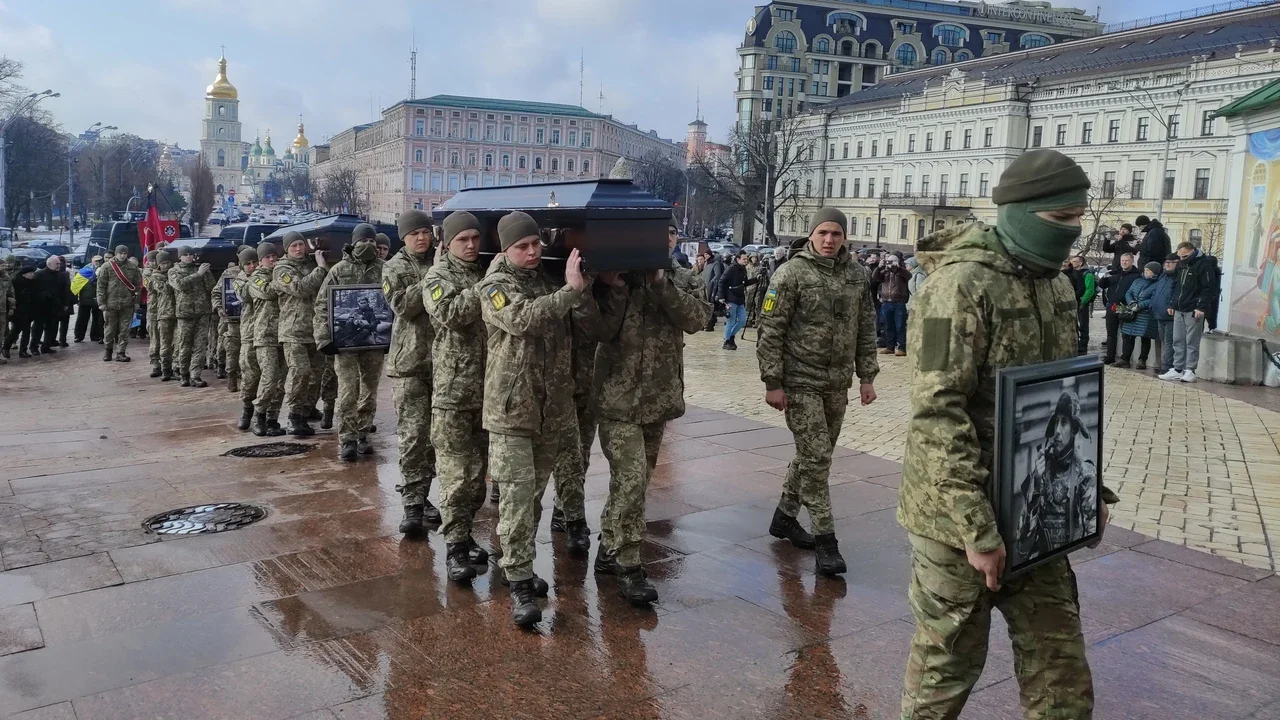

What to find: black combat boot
left=550, top=506, right=567, bottom=533
left=422, top=499, right=441, bottom=524
left=814, top=533, right=847, bottom=576
left=497, top=568, right=549, bottom=597
left=180, top=372, right=191, bottom=387
left=265, top=413, right=286, bottom=437
left=320, top=403, right=334, bottom=430
left=114, top=353, right=128, bottom=362
left=251, top=412, right=269, bottom=437
left=103, top=347, right=113, bottom=361
left=355, top=436, right=373, bottom=454
left=287, top=414, right=315, bottom=438
left=237, top=403, right=254, bottom=431
left=18, top=348, right=30, bottom=359
left=490, top=482, right=501, bottom=504
left=616, top=565, right=659, bottom=605
left=41, top=345, right=56, bottom=354
left=228, top=376, right=239, bottom=393
left=307, top=406, right=323, bottom=421
left=161, top=365, right=174, bottom=382
left=566, top=519, right=590, bottom=555
left=339, top=440, right=358, bottom=461
left=594, top=546, right=620, bottom=576
left=464, top=537, right=489, bottom=564
left=190, top=377, right=207, bottom=388
left=398, top=505, right=424, bottom=535
left=446, top=543, right=476, bottom=582
left=509, top=579, right=542, bottom=628
left=368, top=424, right=377, bottom=433
left=216, top=362, right=227, bottom=379
left=150, top=365, right=162, bottom=378
left=769, top=508, right=815, bottom=549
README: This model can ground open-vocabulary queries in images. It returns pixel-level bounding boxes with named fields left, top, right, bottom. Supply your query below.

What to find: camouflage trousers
left=492, top=432, right=559, bottom=582
left=221, top=322, right=240, bottom=384
left=254, top=345, right=286, bottom=415
left=239, top=341, right=260, bottom=406
left=320, top=356, right=337, bottom=406
left=102, top=308, right=132, bottom=354
left=148, top=311, right=161, bottom=366
left=778, top=389, right=848, bottom=535
left=282, top=342, right=323, bottom=416
left=392, top=376, right=436, bottom=507
left=175, top=316, right=210, bottom=380
left=551, top=396, right=595, bottom=523
left=154, top=318, right=176, bottom=371
left=599, top=420, right=665, bottom=568
left=334, top=352, right=382, bottom=443
left=901, top=533, right=1093, bottom=720
left=205, top=315, right=219, bottom=368
left=432, top=407, right=489, bottom=543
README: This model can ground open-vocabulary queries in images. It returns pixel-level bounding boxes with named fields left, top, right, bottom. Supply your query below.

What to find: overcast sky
left=2, top=0, right=1217, bottom=151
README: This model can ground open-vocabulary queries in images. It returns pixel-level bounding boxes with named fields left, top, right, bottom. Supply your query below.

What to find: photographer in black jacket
left=1135, top=215, right=1171, bottom=269
left=1097, top=253, right=1141, bottom=365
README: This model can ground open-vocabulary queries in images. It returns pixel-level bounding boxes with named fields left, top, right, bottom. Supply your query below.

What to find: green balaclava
left=351, top=239, right=377, bottom=262
left=992, top=149, right=1090, bottom=272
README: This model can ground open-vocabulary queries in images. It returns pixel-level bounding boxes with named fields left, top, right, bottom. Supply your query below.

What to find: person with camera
left=1116, top=261, right=1162, bottom=369
left=871, top=253, right=911, bottom=357
left=1097, top=252, right=1140, bottom=365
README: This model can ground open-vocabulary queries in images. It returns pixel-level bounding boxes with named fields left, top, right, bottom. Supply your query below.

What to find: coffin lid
left=431, top=179, right=670, bottom=224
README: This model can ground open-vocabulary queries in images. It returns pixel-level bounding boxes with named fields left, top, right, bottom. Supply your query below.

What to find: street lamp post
left=0, top=89, right=59, bottom=227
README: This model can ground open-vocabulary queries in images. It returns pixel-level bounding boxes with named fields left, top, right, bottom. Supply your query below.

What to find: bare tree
left=319, top=165, right=365, bottom=216
left=1076, top=176, right=1131, bottom=257
left=76, top=135, right=160, bottom=220
left=629, top=149, right=685, bottom=205
left=0, top=56, right=22, bottom=104
left=689, top=114, right=811, bottom=244
left=188, top=155, right=215, bottom=233
left=286, top=168, right=314, bottom=207
left=1197, top=200, right=1228, bottom=260
left=2, top=115, right=66, bottom=228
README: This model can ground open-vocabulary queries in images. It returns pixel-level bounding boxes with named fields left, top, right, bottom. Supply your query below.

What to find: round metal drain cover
left=142, top=503, right=268, bottom=535
left=223, top=442, right=313, bottom=458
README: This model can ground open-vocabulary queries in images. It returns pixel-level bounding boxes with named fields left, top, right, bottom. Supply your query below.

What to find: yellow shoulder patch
left=382, top=279, right=392, bottom=295
left=254, top=277, right=266, bottom=287
left=429, top=283, right=443, bottom=302
left=487, top=286, right=508, bottom=310
left=762, top=288, right=778, bottom=314
left=279, top=272, right=293, bottom=285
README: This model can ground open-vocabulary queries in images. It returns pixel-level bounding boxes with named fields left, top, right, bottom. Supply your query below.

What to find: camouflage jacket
left=233, top=270, right=257, bottom=344
left=246, top=265, right=282, bottom=346
left=168, top=262, right=213, bottom=319
left=273, top=256, right=327, bottom=345
left=477, top=255, right=585, bottom=437
left=381, top=247, right=435, bottom=378
left=898, top=224, right=1119, bottom=553
left=594, top=259, right=710, bottom=425
left=0, top=267, right=13, bottom=318
left=424, top=252, right=487, bottom=410
left=313, top=249, right=384, bottom=348
left=756, top=243, right=879, bottom=392
left=96, top=258, right=142, bottom=312
left=212, top=267, right=240, bottom=322
left=146, top=266, right=176, bottom=320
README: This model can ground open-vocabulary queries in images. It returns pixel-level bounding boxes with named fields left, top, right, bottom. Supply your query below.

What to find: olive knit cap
left=351, top=223, right=376, bottom=243
left=808, top=207, right=848, bottom=235
left=443, top=211, right=482, bottom=244
left=237, top=246, right=258, bottom=265
left=497, top=211, right=541, bottom=251
left=114, top=245, right=129, bottom=255
left=144, top=250, right=157, bottom=263
left=374, top=232, right=391, bottom=248
left=256, top=243, right=279, bottom=261
left=993, top=149, right=1090, bottom=207
left=1145, top=261, right=1161, bottom=274
left=283, top=231, right=307, bottom=250
left=178, top=245, right=195, bottom=257
left=157, top=250, right=175, bottom=264
left=397, top=209, right=433, bottom=239
left=669, top=212, right=680, bottom=231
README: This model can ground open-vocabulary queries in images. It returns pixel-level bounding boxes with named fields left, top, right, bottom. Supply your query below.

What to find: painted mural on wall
left=1229, top=128, right=1280, bottom=337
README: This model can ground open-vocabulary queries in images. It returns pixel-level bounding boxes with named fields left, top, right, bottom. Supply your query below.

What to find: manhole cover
left=223, top=442, right=313, bottom=458
left=142, top=503, right=268, bottom=535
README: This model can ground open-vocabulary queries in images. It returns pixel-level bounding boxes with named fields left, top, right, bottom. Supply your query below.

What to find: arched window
left=816, top=38, right=830, bottom=53
left=932, top=23, right=967, bottom=47
left=955, top=49, right=972, bottom=62
left=518, top=155, right=527, bottom=169
left=827, top=11, right=864, bottom=33
left=932, top=48, right=949, bottom=65
left=900, top=218, right=909, bottom=239
left=484, top=152, right=493, bottom=168
left=775, top=31, right=797, bottom=53
left=567, top=158, right=575, bottom=172
left=217, top=106, right=225, bottom=117
left=502, top=153, right=511, bottom=169
left=1020, top=33, right=1052, bottom=49
left=582, top=159, right=590, bottom=174
left=414, top=149, right=424, bottom=163
left=1189, top=229, right=1203, bottom=247
left=449, top=151, right=459, bottom=166
left=216, top=149, right=225, bottom=167
left=895, top=44, right=918, bottom=66
left=862, top=40, right=881, bottom=59
left=216, top=184, right=224, bottom=194
left=534, top=156, right=543, bottom=171
left=551, top=158, right=559, bottom=173
left=840, top=39, right=856, bottom=57
left=917, top=219, right=926, bottom=238
left=864, top=218, right=872, bottom=236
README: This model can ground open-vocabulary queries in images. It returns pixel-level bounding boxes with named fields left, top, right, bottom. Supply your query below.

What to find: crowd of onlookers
left=0, top=253, right=131, bottom=362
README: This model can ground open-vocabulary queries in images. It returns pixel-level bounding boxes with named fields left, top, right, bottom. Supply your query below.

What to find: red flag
left=138, top=186, right=179, bottom=255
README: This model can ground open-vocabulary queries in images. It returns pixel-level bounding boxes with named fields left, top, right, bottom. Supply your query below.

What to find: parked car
left=740, top=244, right=772, bottom=256
left=707, top=242, right=741, bottom=257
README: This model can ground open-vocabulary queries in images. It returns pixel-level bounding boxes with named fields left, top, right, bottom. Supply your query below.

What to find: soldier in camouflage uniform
left=248, top=243, right=286, bottom=436
left=142, top=250, right=161, bottom=374
left=314, top=228, right=384, bottom=460
left=898, top=149, right=1117, bottom=719
left=168, top=246, right=214, bottom=387
left=97, top=245, right=142, bottom=362
left=382, top=213, right=440, bottom=533
left=593, top=215, right=710, bottom=604
left=547, top=290, right=599, bottom=555
left=0, top=259, right=13, bottom=364
left=478, top=211, right=592, bottom=627
left=213, top=261, right=241, bottom=389
left=233, top=247, right=260, bottom=431
left=756, top=208, right=879, bottom=576
left=424, top=212, right=492, bottom=582
left=274, top=231, right=329, bottom=437
left=375, top=232, right=392, bottom=261
left=146, top=251, right=177, bottom=381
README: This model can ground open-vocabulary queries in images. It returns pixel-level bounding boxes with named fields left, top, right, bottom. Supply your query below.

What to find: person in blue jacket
left=1148, top=254, right=1179, bottom=375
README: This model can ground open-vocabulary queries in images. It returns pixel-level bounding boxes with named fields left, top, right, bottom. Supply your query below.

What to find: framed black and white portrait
left=993, top=356, right=1104, bottom=578
left=222, top=277, right=241, bottom=319
left=327, top=285, right=394, bottom=352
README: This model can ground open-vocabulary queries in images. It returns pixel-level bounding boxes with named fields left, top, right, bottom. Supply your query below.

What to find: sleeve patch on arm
left=382, top=279, right=392, bottom=295
left=762, top=288, right=778, bottom=314
left=279, top=273, right=292, bottom=285
left=918, top=318, right=951, bottom=372
left=487, top=286, right=508, bottom=310
left=429, top=283, right=443, bottom=301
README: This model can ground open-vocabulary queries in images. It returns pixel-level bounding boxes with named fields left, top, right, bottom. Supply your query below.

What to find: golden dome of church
left=206, top=52, right=237, bottom=100
left=292, top=120, right=309, bottom=150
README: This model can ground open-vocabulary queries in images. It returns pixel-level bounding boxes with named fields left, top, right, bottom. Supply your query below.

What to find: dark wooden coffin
left=261, top=214, right=400, bottom=262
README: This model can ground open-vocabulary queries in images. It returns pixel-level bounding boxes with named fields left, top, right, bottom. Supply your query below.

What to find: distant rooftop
left=403, top=94, right=602, bottom=119
left=1101, top=0, right=1280, bottom=32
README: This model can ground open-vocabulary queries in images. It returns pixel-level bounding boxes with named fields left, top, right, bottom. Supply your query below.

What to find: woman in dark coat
left=1117, top=262, right=1162, bottom=369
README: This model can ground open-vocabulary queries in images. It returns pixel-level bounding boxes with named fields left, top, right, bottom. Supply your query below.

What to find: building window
left=448, top=174, right=460, bottom=192
left=1102, top=171, right=1116, bottom=198
left=1189, top=229, right=1203, bottom=247
left=895, top=44, right=918, bottom=67
left=550, top=158, right=559, bottom=173
left=1108, top=119, right=1120, bottom=143
left=766, top=55, right=778, bottom=70
left=865, top=218, right=873, bottom=236
left=433, top=121, right=443, bottom=136
left=979, top=172, right=990, bottom=196
left=829, top=144, right=835, bottom=160
left=1163, top=169, right=1175, bottom=199
left=777, top=8, right=793, bottom=21
left=518, top=156, right=527, bottom=169
left=502, top=154, right=511, bottom=169
left=904, top=175, right=913, bottom=194
left=985, top=31, right=1003, bottom=44
left=852, top=178, right=860, bottom=197
left=932, top=48, right=948, bottom=65
left=412, top=172, right=425, bottom=192
left=582, top=159, right=590, bottom=174
left=959, top=173, right=970, bottom=197
left=467, top=152, right=477, bottom=167
left=886, top=139, right=893, bottom=156
left=503, top=126, right=512, bottom=142
left=857, top=142, right=864, bottom=158
left=868, top=178, right=876, bottom=198
left=535, top=157, right=543, bottom=171
left=839, top=178, right=847, bottom=197
left=1131, top=171, right=1145, bottom=199
left=826, top=179, right=834, bottom=198
left=925, top=133, right=933, bottom=151
left=1056, top=124, right=1066, bottom=146
left=763, top=76, right=773, bottom=91
left=921, top=175, right=931, bottom=195
left=944, top=131, right=953, bottom=150
left=450, top=151, right=459, bottom=166
left=415, top=118, right=425, bottom=136
left=842, top=142, right=849, bottom=159
left=1020, top=33, right=1052, bottom=48
left=215, top=149, right=225, bottom=167
left=1027, top=125, right=1041, bottom=147
left=1194, top=168, right=1210, bottom=199
left=895, top=21, right=915, bottom=34
left=775, top=31, right=797, bottom=53
left=568, top=130, right=577, bottom=146
left=1136, top=117, right=1149, bottom=141
left=484, top=124, right=495, bottom=141
left=431, top=173, right=442, bottom=192
left=934, top=24, right=965, bottom=46
left=900, top=218, right=909, bottom=238
left=468, top=124, right=477, bottom=140
left=567, top=159, right=575, bottom=172
left=1168, top=114, right=1179, bottom=139
left=791, top=57, right=801, bottom=72
left=805, top=179, right=812, bottom=197
left=763, top=98, right=773, bottom=113
left=816, top=38, right=830, bottom=53
left=956, top=50, right=972, bottom=61
left=871, top=140, right=878, bottom=157
left=433, top=150, right=442, bottom=164
left=484, top=153, right=493, bottom=169
left=414, top=149, right=424, bottom=163
left=908, top=134, right=916, bottom=152
left=536, top=128, right=545, bottom=144
left=984, top=127, right=993, bottom=147
left=963, top=129, right=972, bottom=148
left=582, top=131, right=592, bottom=148
left=1081, top=122, right=1093, bottom=144
left=1201, top=110, right=1215, bottom=136
left=551, top=129, right=561, bottom=144
left=939, top=174, right=949, bottom=196
left=879, top=218, right=887, bottom=238
left=519, top=127, right=529, bottom=143
left=917, top=218, right=926, bottom=238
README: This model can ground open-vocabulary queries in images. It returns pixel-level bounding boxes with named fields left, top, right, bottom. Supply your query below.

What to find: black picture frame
left=327, top=284, right=393, bottom=353
left=222, top=277, right=241, bottom=319
left=993, top=355, right=1104, bottom=578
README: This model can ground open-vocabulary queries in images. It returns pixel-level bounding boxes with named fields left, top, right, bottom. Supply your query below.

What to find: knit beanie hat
left=283, top=231, right=307, bottom=250
left=114, top=245, right=129, bottom=255
left=993, top=150, right=1090, bottom=206
left=1144, top=261, right=1161, bottom=275
left=443, top=211, right=482, bottom=244
left=374, top=232, right=390, bottom=248
left=237, top=247, right=258, bottom=265
left=351, top=223, right=376, bottom=243
left=157, top=250, right=174, bottom=264
left=497, top=211, right=541, bottom=251
left=256, top=243, right=279, bottom=261
left=808, top=207, right=848, bottom=235
left=144, top=250, right=157, bottom=264
left=992, top=150, right=1090, bottom=272
left=669, top=212, right=680, bottom=231
left=178, top=245, right=195, bottom=257
left=397, top=209, right=432, bottom=239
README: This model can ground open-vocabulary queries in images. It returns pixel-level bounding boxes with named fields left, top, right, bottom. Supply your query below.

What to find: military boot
left=768, top=508, right=815, bottom=549
left=180, top=372, right=191, bottom=387
left=265, top=412, right=286, bottom=437
left=422, top=499, right=441, bottom=525
left=566, top=519, right=590, bottom=556
left=190, top=377, right=208, bottom=388
left=237, top=403, right=255, bottom=431
left=216, top=362, right=227, bottom=379
left=114, top=353, right=129, bottom=362
left=616, top=565, right=659, bottom=605
left=150, top=364, right=162, bottom=378
left=489, top=482, right=501, bottom=504
left=550, top=506, right=567, bottom=533
left=356, top=436, right=373, bottom=455
left=287, top=414, right=315, bottom=438
left=307, top=406, right=323, bottom=422
left=320, top=403, right=334, bottom=430
left=339, top=440, right=358, bottom=462
left=497, top=568, right=549, bottom=597
left=464, top=537, right=489, bottom=564
left=814, top=533, right=847, bottom=576
left=228, top=376, right=239, bottom=393
left=398, top=504, right=424, bottom=535
left=161, top=365, right=174, bottom=382
left=594, top=546, right=620, bottom=576
left=251, top=412, right=269, bottom=437
left=103, top=347, right=114, bottom=362
left=446, top=543, right=476, bottom=582
left=509, top=579, right=542, bottom=628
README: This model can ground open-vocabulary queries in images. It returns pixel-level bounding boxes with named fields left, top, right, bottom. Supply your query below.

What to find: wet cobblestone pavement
left=1, top=339, right=1278, bottom=719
